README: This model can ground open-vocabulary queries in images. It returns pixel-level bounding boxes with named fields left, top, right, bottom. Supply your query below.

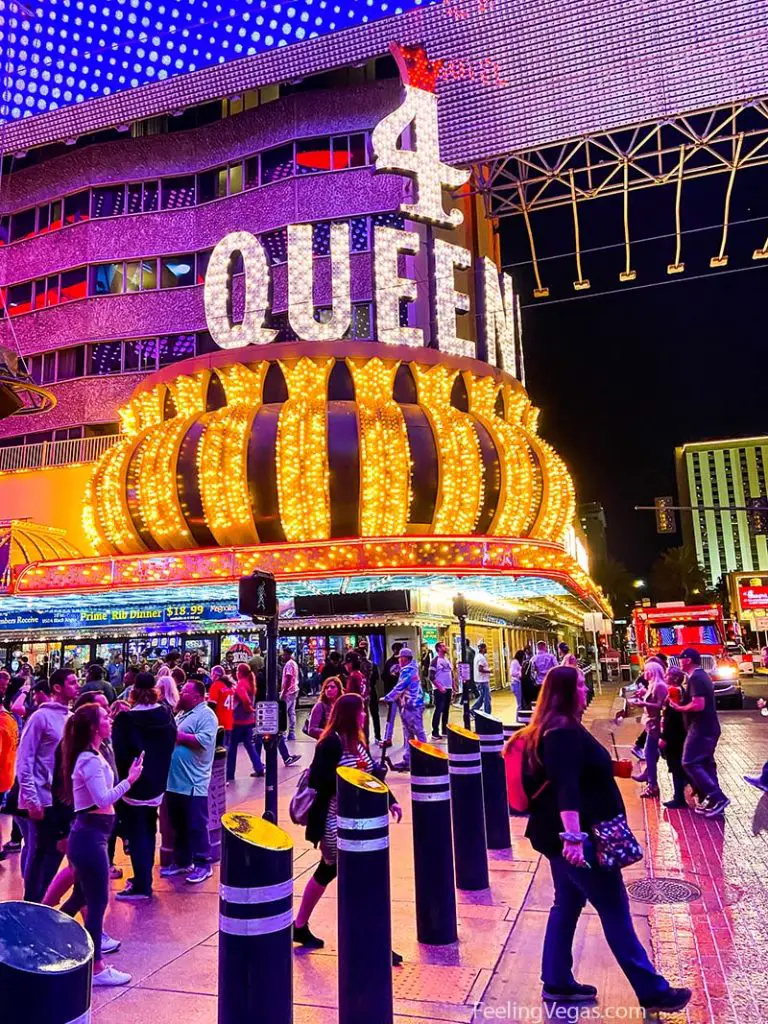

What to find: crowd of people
left=624, top=647, right=730, bottom=816
left=0, top=647, right=310, bottom=989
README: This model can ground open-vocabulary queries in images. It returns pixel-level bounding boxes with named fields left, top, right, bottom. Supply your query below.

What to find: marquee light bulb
left=287, top=223, right=352, bottom=340
left=433, top=238, right=473, bottom=359
left=204, top=231, right=277, bottom=349
left=374, top=226, right=423, bottom=347
left=482, top=257, right=518, bottom=376
left=372, top=84, right=470, bottom=229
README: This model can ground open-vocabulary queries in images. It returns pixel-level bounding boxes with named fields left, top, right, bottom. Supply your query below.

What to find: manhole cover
left=626, top=877, right=702, bottom=905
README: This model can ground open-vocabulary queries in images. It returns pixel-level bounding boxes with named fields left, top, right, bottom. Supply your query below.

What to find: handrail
left=0, top=432, right=119, bottom=473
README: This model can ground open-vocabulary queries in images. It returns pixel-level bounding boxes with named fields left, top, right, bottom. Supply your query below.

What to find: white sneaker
left=101, top=933, right=121, bottom=954
left=93, top=965, right=132, bottom=987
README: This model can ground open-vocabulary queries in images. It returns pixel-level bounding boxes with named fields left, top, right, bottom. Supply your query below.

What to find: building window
left=261, top=144, right=294, bottom=183
left=60, top=267, right=87, bottom=303
left=161, top=176, right=196, bottom=209
left=123, top=338, right=158, bottom=372
left=91, top=263, right=124, bottom=295
left=10, top=207, right=37, bottom=242
left=296, top=137, right=333, bottom=174
left=160, top=255, right=195, bottom=288
left=64, top=190, right=90, bottom=225
left=89, top=341, right=124, bottom=376
left=127, top=181, right=160, bottom=213
left=125, top=259, right=158, bottom=292
left=158, top=333, right=196, bottom=366
left=7, top=281, right=33, bottom=315
left=41, top=351, right=56, bottom=384
left=197, top=167, right=226, bottom=204
left=92, top=186, right=126, bottom=218
left=57, top=346, right=85, bottom=381
left=245, top=155, right=260, bottom=189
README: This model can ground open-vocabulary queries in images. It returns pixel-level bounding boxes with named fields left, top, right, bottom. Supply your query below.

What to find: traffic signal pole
left=264, top=614, right=279, bottom=824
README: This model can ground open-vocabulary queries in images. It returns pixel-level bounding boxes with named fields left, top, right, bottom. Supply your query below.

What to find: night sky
left=501, top=165, right=768, bottom=577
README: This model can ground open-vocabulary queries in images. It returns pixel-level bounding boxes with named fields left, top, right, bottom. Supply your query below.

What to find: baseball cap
left=399, top=647, right=413, bottom=659
left=679, top=648, right=701, bottom=663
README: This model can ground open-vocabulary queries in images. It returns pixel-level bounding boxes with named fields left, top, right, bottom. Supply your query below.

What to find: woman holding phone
left=60, top=703, right=144, bottom=987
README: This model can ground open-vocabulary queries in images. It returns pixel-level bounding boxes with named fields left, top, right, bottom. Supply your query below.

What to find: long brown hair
left=60, top=704, right=103, bottom=803
left=319, top=676, right=342, bottom=706
left=518, top=665, right=582, bottom=769
left=320, top=692, right=365, bottom=751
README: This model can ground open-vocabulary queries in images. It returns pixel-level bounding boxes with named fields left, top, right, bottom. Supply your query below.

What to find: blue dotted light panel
left=0, top=0, right=437, bottom=120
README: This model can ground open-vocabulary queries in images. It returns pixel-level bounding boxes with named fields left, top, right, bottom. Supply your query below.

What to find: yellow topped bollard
left=447, top=724, right=490, bottom=891
left=410, top=739, right=458, bottom=944
left=218, top=812, right=293, bottom=1024
left=337, top=766, right=393, bottom=1024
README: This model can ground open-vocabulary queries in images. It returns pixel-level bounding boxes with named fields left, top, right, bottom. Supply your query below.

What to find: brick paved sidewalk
left=1, top=687, right=767, bottom=1022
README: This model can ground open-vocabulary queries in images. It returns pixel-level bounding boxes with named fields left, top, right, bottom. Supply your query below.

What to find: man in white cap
left=382, top=647, right=425, bottom=772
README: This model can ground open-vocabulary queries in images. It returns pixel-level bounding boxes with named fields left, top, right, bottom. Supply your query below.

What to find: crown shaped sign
left=390, top=42, right=444, bottom=93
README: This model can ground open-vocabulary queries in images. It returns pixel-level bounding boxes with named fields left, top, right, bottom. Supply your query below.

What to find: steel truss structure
left=473, top=100, right=768, bottom=294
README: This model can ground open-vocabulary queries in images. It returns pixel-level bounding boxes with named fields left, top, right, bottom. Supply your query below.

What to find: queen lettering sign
left=203, top=44, right=521, bottom=377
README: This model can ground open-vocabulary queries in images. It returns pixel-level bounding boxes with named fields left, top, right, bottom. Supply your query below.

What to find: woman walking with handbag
left=517, top=665, right=690, bottom=1013
left=293, top=693, right=402, bottom=952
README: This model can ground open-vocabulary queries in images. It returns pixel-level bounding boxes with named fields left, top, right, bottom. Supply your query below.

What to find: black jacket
left=305, top=733, right=395, bottom=846
left=524, top=722, right=625, bottom=858
left=112, top=704, right=177, bottom=802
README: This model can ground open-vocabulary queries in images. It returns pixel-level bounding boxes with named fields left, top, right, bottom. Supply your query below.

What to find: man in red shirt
left=207, top=665, right=235, bottom=745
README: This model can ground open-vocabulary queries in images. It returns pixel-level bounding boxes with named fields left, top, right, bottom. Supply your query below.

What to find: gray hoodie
left=16, top=701, right=70, bottom=810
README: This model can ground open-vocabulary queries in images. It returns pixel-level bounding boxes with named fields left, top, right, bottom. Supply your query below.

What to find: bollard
left=337, top=766, right=393, bottom=1024
left=503, top=723, right=523, bottom=745
left=447, top=724, right=489, bottom=891
left=207, top=743, right=228, bottom=862
left=410, top=739, right=458, bottom=944
left=0, top=902, right=92, bottom=1024
left=472, top=711, right=511, bottom=850
left=218, top=812, right=293, bottom=1024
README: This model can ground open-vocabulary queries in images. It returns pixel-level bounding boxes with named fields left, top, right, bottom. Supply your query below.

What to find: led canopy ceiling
left=0, top=0, right=438, bottom=120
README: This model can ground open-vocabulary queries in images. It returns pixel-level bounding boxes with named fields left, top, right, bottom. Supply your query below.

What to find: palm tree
left=592, top=557, right=636, bottom=616
left=650, top=545, right=708, bottom=603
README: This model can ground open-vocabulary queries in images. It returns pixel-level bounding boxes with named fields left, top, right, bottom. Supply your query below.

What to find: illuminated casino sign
left=738, top=582, right=768, bottom=611
left=202, top=44, right=521, bottom=376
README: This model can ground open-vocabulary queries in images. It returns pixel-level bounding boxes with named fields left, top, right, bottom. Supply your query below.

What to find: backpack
left=503, top=731, right=547, bottom=813
left=289, top=768, right=317, bottom=826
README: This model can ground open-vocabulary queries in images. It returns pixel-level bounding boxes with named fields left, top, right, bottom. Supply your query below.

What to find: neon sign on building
left=202, top=44, right=521, bottom=376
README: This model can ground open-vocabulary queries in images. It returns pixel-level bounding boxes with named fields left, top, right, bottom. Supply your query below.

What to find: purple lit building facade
left=0, top=70, right=409, bottom=448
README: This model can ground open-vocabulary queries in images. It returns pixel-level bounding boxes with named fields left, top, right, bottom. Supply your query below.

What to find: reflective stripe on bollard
left=473, top=710, right=512, bottom=850
left=447, top=724, right=490, bottom=891
left=337, top=766, right=393, bottom=1024
left=218, top=812, right=293, bottom=1024
left=410, top=740, right=458, bottom=944
left=0, top=902, right=92, bottom=1024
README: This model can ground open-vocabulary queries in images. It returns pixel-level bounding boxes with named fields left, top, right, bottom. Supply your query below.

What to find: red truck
left=630, top=602, right=743, bottom=709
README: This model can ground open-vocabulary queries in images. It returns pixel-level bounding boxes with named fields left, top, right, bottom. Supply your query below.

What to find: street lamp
left=633, top=579, right=646, bottom=589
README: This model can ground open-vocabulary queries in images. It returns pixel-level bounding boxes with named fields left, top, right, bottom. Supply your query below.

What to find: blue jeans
left=472, top=681, right=491, bottom=714
left=165, top=792, right=211, bottom=867
left=431, top=689, right=451, bottom=735
left=226, top=724, right=264, bottom=779
left=543, top=856, right=669, bottom=1002
left=682, top=729, right=725, bottom=803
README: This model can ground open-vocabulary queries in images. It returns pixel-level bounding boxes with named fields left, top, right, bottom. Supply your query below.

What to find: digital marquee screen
left=0, top=0, right=438, bottom=121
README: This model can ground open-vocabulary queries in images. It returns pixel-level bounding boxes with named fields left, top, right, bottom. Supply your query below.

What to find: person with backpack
left=503, top=664, right=690, bottom=1014
left=292, top=694, right=402, bottom=951
left=305, top=678, right=341, bottom=740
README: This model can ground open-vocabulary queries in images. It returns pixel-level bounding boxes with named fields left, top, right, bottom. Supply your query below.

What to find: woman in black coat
left=293, top=693, right=402, bottom=950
